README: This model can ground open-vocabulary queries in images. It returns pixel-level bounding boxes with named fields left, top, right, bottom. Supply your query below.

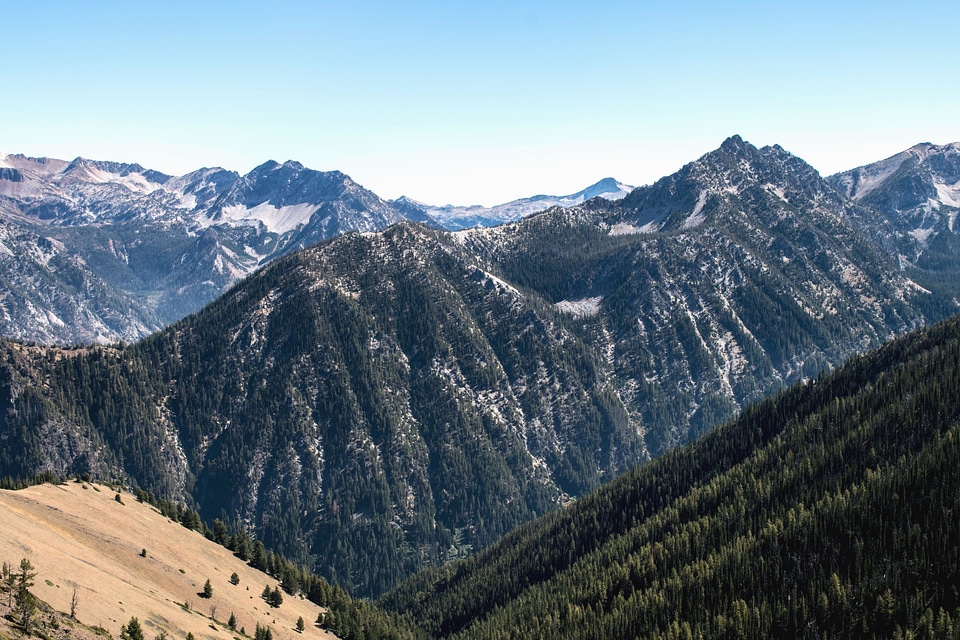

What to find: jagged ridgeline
left=380, top=314, right=960, bottom=639
left=0, top=137, right=956, bottom=598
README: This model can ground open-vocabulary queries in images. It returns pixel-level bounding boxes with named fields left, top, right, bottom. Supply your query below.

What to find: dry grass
left=0, top=482, right=337, bottom=640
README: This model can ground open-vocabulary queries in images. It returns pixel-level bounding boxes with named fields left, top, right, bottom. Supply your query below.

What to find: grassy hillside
left=0, top=482, right=419, bottom=640
left=381, top=314, right=960, bottom=639
left=0, top=481, right=335, bottom=640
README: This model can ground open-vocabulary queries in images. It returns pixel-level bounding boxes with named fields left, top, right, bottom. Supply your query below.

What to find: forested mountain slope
left=381, top=313, right=960, bottom=639
left=0, top=222, right=643, bottom=597
left=0, top=137, right=956, bottom=600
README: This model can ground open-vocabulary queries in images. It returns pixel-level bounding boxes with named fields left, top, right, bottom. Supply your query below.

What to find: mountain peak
left=719, top=134, right=749, bottom=151
left=578, top=177, right=631, bottom=201
left=252, top=159, right=281, bottom=172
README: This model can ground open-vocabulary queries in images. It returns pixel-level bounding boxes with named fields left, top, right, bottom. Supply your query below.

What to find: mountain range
left=4, top=281, right=959, bottom=640
left=1, top=136, right=959, bottom=600
left=393, top=177, right=633, bottom=230
left=0, top=152, right=628, bottom=345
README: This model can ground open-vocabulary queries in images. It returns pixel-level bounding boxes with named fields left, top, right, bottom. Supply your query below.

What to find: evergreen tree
left=121, top=617, right=145, bottom=640
left=14, top=558, right=37, bottom=634
left=269, top=586, right=283, bottom=608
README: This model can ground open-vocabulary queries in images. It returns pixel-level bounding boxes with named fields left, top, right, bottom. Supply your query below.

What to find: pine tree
left=269, top=586, right=283, bottom=608
left=254, top=623, right=273, bottom=640
left=202, top=578, right=213, bottom=598
left=14, top=558, right=38, bottom=634
left=121, top=617, right=145, bottom=640
left=296, top=616, right=305, bottom=633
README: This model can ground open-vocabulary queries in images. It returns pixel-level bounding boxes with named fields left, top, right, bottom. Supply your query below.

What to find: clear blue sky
left=3, top=1, right=958, bottom=205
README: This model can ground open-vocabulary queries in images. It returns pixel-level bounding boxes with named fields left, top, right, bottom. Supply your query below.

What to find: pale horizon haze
left=2, top=1, right=958, bottom=206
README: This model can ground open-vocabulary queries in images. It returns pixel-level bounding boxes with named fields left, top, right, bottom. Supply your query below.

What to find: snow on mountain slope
left=828, top=141, right=960, bottom=261
left=0, top=153, right=418, bottom=343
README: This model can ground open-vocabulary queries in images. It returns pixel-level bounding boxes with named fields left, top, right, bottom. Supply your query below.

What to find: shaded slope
left=380, top=313, right=960, bottom=639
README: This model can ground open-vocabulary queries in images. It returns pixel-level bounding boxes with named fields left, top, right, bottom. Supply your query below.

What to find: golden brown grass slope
left=0, top=482, right=337, bottom=640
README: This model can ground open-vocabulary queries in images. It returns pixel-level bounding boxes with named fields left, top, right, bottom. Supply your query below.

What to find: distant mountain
left=829, top=142, right=960, bottom=273
left=0, top=152, right=419, bottom=343
left=395, top=177, right=633, bottom=230
left=380, top=312, right=960, bottom=640
left=8, top=138, right=957, bottom=348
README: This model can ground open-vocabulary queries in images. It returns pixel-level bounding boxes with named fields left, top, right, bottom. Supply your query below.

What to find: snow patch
left=478, top=269, right=521, bottom=297
left=610, top=221, right=658, bottom=236
left=681, top=191, right=710, bottom=229
left=905, top=279, right=932, bottom=294
left=211, top=202, right=318, bottom=234
left=935, top=180, right=960, bottom=208
left=909, top=226, right=935, bottom=244
left=176, top=192, right=198, bottom=210
left=555, top=296, right=602, bottom=318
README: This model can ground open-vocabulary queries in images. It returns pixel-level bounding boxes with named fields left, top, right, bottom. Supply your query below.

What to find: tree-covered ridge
left=381, top=313, right=960, bottom=639
left=0, top=222, right=640, bottom=597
